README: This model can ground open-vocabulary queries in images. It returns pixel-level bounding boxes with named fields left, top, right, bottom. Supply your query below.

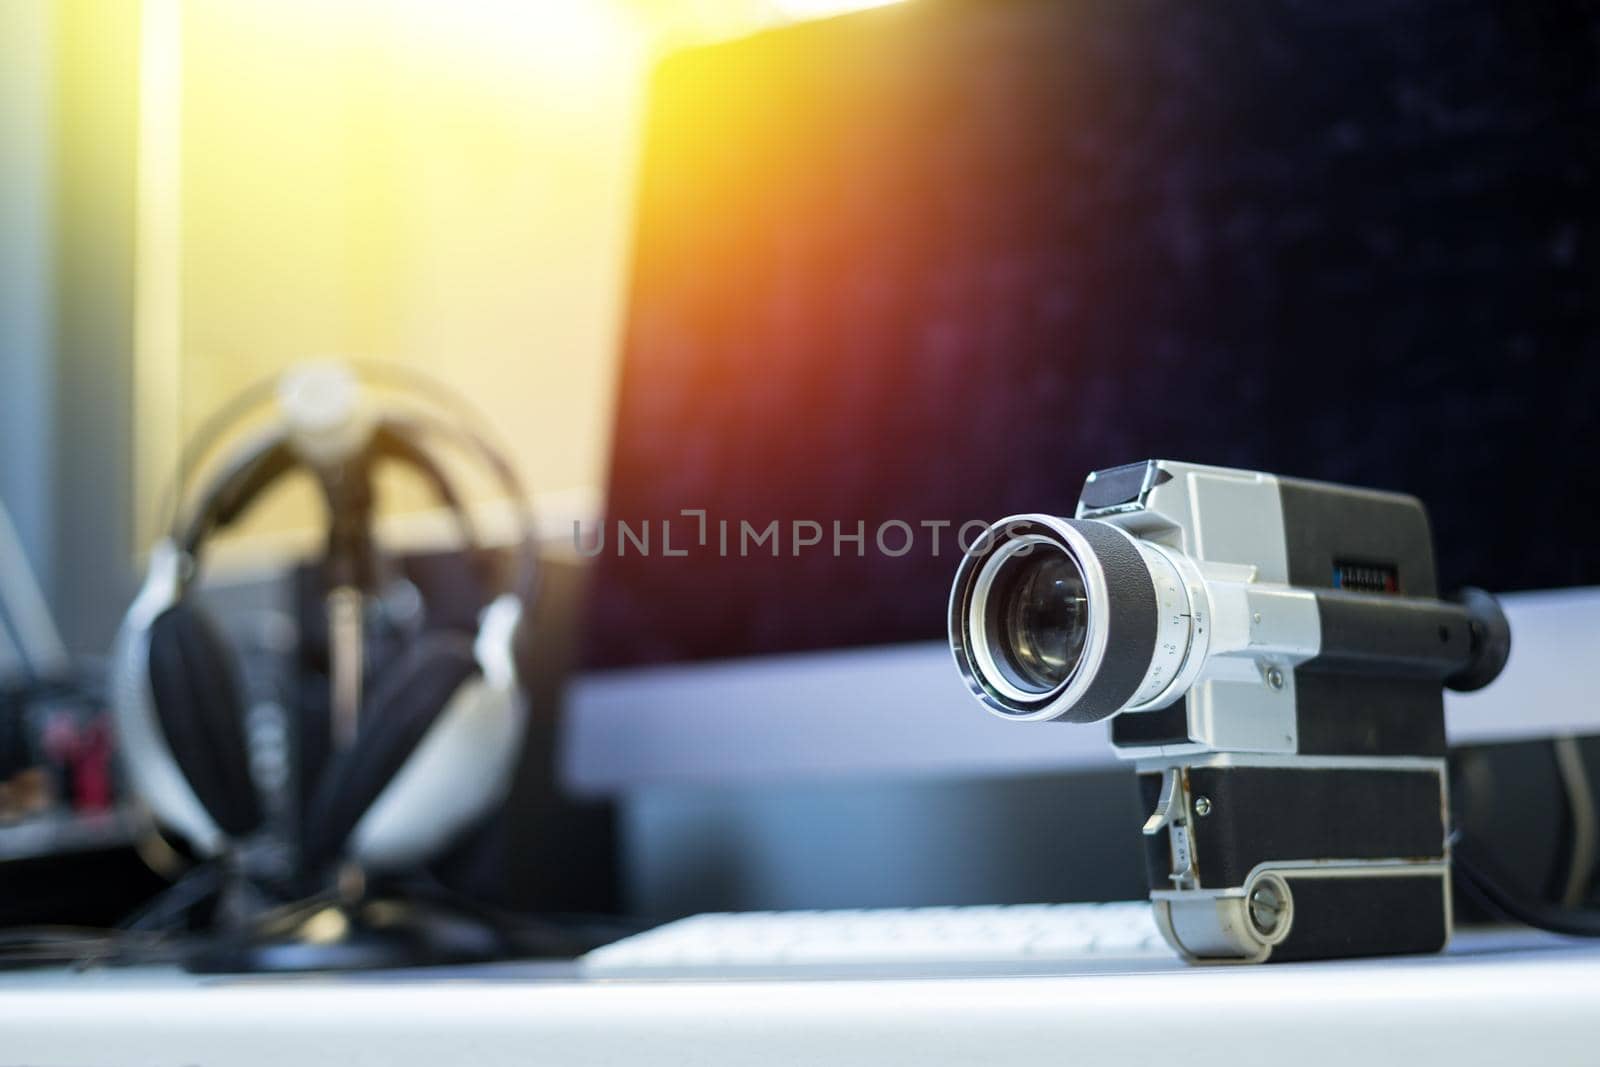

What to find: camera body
left=949, top=460, right=1510, bottom=962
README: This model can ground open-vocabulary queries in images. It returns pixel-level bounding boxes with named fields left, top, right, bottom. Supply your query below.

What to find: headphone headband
left=164, top=366, right=538, bottom=604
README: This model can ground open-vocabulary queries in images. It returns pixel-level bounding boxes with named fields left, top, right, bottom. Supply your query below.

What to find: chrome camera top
left=949, top=460, right=1511, bottom=963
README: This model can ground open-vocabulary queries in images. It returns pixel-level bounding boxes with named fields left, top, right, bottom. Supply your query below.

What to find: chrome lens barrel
left=948, top=515, right=1189, bottom=723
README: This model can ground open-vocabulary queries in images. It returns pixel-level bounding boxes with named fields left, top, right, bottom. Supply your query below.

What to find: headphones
left=111, top=364, right=537, bottom=876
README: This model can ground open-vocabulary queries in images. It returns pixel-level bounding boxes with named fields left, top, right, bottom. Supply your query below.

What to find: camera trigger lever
left=1143, top=769, right=1182, bottom=835
left=1144, top=768, right=1198, bottom=889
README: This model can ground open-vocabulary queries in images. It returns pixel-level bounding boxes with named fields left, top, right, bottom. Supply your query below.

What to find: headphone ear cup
left=302, top=635, right=480, bottom=874
left=146, top=602, right=264, bottom=838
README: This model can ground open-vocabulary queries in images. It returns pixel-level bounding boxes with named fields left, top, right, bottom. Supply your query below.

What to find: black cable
left=1452, top=829, right=1600, bottom=938
left=1551, top=737, right=1599, bottom=908
left=117, top=862, right=225, bottom=934
left=382, top=868, right=642, bottom=957
left=0, top=846, right=211, bottom=971
left=0, top=926, right=181, bottom=972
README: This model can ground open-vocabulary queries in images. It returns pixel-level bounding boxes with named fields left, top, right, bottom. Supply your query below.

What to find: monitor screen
left=584, top=0, right=1600, bottom=672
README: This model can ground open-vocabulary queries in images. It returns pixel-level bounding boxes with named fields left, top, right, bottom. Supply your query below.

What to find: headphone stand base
left=182, top=895, right=511, bottom=974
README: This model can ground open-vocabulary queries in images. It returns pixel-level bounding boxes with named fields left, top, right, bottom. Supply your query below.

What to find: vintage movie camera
left=949, top=460, right=1511, bottom=962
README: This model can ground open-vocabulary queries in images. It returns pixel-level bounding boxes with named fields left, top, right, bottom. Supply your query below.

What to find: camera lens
left=991, top=548, right=1089, bottom=693
left=950, top=514, right=1186, bottom=723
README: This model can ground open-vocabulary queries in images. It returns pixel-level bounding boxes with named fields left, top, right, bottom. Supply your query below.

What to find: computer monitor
left=566, top=0, right=1600, bottom=795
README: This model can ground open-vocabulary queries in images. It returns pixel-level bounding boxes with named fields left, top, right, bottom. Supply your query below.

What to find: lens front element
left=993, top=548, right=1089, bottom=693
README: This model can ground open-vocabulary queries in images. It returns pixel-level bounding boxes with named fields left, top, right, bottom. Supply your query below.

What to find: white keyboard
left=582, top=901, right=1177, bottom=979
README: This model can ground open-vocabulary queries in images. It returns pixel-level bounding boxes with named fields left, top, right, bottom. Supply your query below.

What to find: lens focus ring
left=1126, top=542, right=1194, bottom=709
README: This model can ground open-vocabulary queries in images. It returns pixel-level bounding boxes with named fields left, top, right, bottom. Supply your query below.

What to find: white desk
left=1, top=933, right=1596, bottom=1067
